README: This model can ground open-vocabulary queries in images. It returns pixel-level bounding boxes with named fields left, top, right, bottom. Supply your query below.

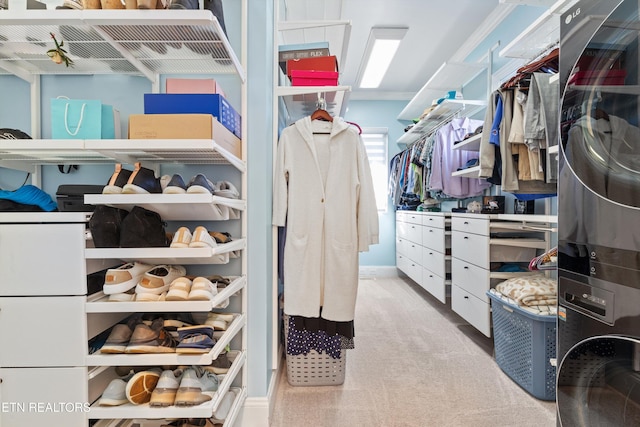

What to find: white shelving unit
left=397, top=61, right=487, bottom=122
left=0, top=8, right=248, bottom=427
left=397, top=99, right=487, bottom=146
left=276, top=20, right=352, bottom=123
left=499, top=0, right=579, bottom=59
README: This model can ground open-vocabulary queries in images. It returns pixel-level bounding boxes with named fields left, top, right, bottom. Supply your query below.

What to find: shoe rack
left=0, top=6, right=248, bottom=427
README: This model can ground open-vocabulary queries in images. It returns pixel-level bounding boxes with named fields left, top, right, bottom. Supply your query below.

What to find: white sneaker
left=103, top=262, right=153, bottom=295
left=189, top=226, right=217, bottom=248
left=149, top=369, right=183, bottom=407
left=170, top=226, right=192, bottom=248
left=135, top=265, right=187, bottom=295
left=187, top=277, right=218, bottom=301
left=214, top=180, right=240, bottom=199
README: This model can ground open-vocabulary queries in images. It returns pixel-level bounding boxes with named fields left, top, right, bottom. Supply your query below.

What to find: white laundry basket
left=283, top=314, right=347, bottom=386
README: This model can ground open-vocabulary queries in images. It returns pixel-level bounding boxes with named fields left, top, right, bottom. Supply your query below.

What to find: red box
left=286, top=55, right=338, bottom=78
left=290, top=70, right=339, bottom=86
left=567, top=69, right=626, bottom=86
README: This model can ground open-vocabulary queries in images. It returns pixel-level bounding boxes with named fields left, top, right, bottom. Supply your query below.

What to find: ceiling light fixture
left=357, top=26, right=408, bottom=89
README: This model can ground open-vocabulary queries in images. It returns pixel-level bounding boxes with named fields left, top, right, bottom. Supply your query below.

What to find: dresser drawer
left=396, top=253, right=409, bottom=273
left=451, top=285, right=491, bottom=337
left=406, top=240, right=423, bottom=263
left=0, top=223, right=87, bottom=296
left=397, top=221, right=422, bottom=244
left=452, top=231, right=489, bottom=268
left=0, top=367, right=88, bottom=426
left=404, top=212, right=423, bottom=225
left=423, top=248, right=446, bottom=278
left=422, top=226, right=445, bottom=253
left=403, top=257, right=422, bottom=284
left=0, top=296, right=86, bottom=366
left=396, top=236, right=407, bottom=256
left=421, top=268, right=446, bottom=304
left=422, top=214, right=446, bottom=229
left=451, top=258, right=490, bottom=301
left=452, top=216, right=489, bottom=235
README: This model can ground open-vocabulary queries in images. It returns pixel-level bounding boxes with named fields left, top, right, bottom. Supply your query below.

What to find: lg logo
left=565, top=7, right=581, bottom=24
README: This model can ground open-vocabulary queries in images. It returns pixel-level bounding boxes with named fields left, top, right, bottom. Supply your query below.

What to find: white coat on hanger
left=273, top=116, right=379, bottom=322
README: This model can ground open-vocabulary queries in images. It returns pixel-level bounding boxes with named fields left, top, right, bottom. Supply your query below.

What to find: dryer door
left=557, top=335, right=640, bottom=426
left=560, top=0, right=640, bottom=209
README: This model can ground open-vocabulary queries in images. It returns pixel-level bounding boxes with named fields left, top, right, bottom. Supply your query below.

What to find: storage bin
left=283, top=314, right=347, bottom=386
left=487, top=291, right=556, bottom=400
left=286, top=55, right=338, bottom=78
left=143, top=93, right=241, bottom=138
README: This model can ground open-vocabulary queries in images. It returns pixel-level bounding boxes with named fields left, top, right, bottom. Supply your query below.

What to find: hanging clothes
left=429, top=117, right=491, bottom=198
left=273, top=116, right=379, bottom=322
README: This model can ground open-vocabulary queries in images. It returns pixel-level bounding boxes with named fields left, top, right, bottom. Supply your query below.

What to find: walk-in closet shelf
left=0, top=8, right=248, bottom=427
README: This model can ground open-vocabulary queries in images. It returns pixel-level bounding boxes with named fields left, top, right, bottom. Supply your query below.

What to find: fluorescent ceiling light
left=358, top=27, right=408, bottom=89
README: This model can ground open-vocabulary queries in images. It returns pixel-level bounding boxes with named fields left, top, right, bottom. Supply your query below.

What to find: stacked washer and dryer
left=558, top=0, right=640, bottom=425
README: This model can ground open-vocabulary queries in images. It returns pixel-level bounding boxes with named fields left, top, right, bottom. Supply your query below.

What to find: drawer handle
left=464, top=266, right=469, bottom=269
left=429, top=274, right=433, bottom=278
left=429, top=230, right=433, bottom=233
left=463, top=236, right=469, bottom=239
left=464, top=221, right=469, bottom=224
left=429, top=252, right=433, bottom=255
left=464, top=296, right=469, bottom=299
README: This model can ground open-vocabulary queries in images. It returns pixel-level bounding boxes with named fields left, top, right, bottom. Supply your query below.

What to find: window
left=361, top=128, right=388, bottom=212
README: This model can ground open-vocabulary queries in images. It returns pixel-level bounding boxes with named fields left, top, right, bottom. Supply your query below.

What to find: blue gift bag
left=101, top=105, right=118, bottom=139
left=51, top=98, right=102, bottom=139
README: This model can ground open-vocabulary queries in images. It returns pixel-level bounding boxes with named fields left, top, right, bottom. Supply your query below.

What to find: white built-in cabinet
left=397, top=212, right=556, bottom=337
left=396, top=211, right=451, bottom=304
left=0, top=8, right=247, bottom=427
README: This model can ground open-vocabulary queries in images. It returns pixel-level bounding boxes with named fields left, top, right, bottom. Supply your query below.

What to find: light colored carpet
left=270, top=275, right=557, bottom=427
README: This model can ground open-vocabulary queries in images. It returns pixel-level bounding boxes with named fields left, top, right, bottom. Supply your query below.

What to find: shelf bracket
left=0, top=61, right=35, bottom=84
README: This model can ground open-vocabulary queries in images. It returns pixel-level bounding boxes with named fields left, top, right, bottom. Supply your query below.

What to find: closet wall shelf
left=85, top=194, right=246, bottom=221
left=397, top=99, right=486, bottom=146
left=86, top=316, right=246, bottom=367
left=0, top=9, right=244, bottom=82
left=0, top=139, right=245, bottom=173
left=499, top=0, right=578, bottom=59
left=85, top=238, right=246, bottom=265
left=277, top=85, right=351, bottom=121
left=397, top=61, right=487, bottom=121
left=85, top=275, right=246, bottom=313
left=88, top=352, right=245, bottom=420
left=452, top=133, right=481, bottom=151
left=277, top=20, right=351, bottom=76
left=451, top=165, right=481, bottom=178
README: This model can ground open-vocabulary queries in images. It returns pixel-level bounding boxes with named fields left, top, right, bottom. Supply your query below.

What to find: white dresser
left=450, top=213, right=556, bottom=337
left=396, top=211, right=451, bottom=303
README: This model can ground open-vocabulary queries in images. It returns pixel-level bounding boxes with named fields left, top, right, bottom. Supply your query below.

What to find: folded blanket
left=488, top=288, right=557, bottom=316
left=495, top=274, right=557, bottom=307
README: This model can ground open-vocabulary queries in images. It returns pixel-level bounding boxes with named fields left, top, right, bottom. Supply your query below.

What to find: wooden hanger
left=311, top=108, right=333, bottom=122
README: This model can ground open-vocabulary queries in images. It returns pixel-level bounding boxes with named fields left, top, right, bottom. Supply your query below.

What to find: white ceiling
left=279, top=0, right=558, bottom=101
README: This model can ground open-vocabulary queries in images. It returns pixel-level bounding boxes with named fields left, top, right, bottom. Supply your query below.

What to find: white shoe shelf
left=0, top=7, right=248, bottom=427
left=88, top=351, right=246, bottom=420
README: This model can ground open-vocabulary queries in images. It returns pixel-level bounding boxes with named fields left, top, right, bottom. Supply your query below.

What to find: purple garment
left=428, top=117, right=491, bottom=198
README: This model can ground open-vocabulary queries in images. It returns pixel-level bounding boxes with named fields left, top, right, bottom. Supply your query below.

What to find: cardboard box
left=291, top=69, right=338, bottom=86
left=143, top=93, right=241, bottom=139
left=286, top=55, right=338, bottom=79
left=128, top=114, right=241, bottom=159
left=278, top=42, right=330, bottom=74
left=165, top=78, right=226, bottom=97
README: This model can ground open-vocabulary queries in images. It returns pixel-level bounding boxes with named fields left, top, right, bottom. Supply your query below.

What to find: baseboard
left=237, top=365, right=280, bottom=427
left=359, top=265, right=399, bottom=279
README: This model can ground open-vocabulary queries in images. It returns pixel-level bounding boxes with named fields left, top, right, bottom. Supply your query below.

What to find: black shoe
left=89, top=205, right=129, bottom=248
left=122, top=162, right=162, bottom=194
left=186, top=173, right=216, bottom=194
left=103, top=164, right=133, bottom=194
left=163, top=174, right=188, bottom=194
left=120, top=206, right=170, bottom=248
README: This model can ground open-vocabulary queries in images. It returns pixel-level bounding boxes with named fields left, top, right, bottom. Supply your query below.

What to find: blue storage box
left=487, top=291, right=557, bottom=401
left=144, top=93, right=241, bottom=138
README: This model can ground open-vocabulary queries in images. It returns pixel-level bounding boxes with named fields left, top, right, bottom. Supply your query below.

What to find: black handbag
left=89, top=205, right=128, bottom=248
left=119, top=206, right=170, bottom=248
